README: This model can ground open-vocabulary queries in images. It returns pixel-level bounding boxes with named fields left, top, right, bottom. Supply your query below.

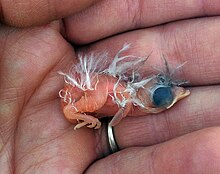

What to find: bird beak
left=167, top=87, right=190, bottom=109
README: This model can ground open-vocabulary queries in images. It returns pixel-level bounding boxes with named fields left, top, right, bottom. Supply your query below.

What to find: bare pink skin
left=61, top=75, right=132, bottom=129
left=60, top=74, right=190, bottom=129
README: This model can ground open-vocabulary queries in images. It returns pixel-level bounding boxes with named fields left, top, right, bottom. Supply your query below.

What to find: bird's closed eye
left=151, top=86, right=174, bottom=108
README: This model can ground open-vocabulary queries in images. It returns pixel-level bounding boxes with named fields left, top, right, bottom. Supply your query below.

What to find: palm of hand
left=0, top=25, right=102, bottom=173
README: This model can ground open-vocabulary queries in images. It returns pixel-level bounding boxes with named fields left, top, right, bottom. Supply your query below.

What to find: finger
left=87, top=127, right=220, bottom=174
left=114, top=86, right=220, bottom=148
left=77, top=17, right=220, bottom=86
left=65, top=0, right=220, bottom=43
left=0, top=0, right=99, bottom=27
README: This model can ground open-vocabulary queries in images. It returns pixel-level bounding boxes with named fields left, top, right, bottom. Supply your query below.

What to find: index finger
left=65, top=0, right=220, bottom=44
left=0, top=0, right=99, bottom=27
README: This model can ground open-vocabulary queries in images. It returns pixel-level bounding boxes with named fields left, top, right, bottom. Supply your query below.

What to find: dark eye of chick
left=152, top=86, right=174, bottom=108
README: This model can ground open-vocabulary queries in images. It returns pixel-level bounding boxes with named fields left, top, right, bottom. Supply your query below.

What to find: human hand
left=0, top=1, right=104, bottom=173
left=66, top=1, right=220, bottom=173
left=1, top=0, right=220, bottom=174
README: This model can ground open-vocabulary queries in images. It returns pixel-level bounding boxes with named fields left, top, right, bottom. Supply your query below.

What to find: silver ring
left=107, top=118, right=119, bottom=153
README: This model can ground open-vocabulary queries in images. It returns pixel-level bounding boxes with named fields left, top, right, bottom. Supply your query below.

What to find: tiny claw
left=74, top=125, right=81, bottom=130
left=74, top=121, right=88, bottom=130
left=87, top=120, right=101, bottom=129
left=87, top=124, right=95, bottom=128
left=94, top=122, right=101, bottom=129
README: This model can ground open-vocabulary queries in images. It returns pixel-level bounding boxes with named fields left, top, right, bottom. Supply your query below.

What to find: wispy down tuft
left=59, top=52, right=108, bottom=91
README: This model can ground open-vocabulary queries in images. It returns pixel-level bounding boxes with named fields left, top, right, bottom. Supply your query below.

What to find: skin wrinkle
left=200, top=45, right=218, bottom=83
left=2, top=30, right=28, bottom=62
left=157, top=114, right=175, bottom=142
left=117, top=116, right=168, bottom=148
left=0, top=86, right=23, bottom=171
left=21, top=155, right=57, bottom=174
left=26, top=66, right=64, bottom=109
left=146, top=145, right=158, bottom=174
left=45, top=0, right=56, bottom=20
left=8, top=28, right=36, bottom=47
left=172, top=28, right=186, bottom=65
left=166, top=101, right=191, bottom=135
left=15, top=127, right=70, bottom=164
left=1, top=68, right=27, bottom=174
left=0, top=132, right=12, bottom=156
left=182, top=24, right=199, bottom=76
left=20, top=74, right=66, bottom=120
left=29, top=28, right=61, bottom=47
left=0, top=100, right=22, bottom=129
left=203, top=89, right=219, bottom=124
left=0, top=112, right=17, bottom=140
left=17, top=107, right=64, bottom=148
left=0, top=87, right=26, bottom=103
left=19, top=99, right=58, bottom=121
left=159, top=115, right=174, bottom=142
left=1, top=35, right=55, bottom=125
left=0, top=138, right=14, bottom=174
left=194, top=93, right=206, bottom=127
left=4, top=44, right=40, bottom=87
left=163, top=18, right=220, bottom=86
left=16, top=139, right=78, bottom=173
left=125, top=0, right=143, bottom=29
left=159, top=112, right=173, bottom=143
left=13, top=29, right=67, bottom=100
left=0, top=28, right=12, bottom=62
left=159, top=22, right=191, bottom=72
left=20, top=148, right=81, bottom=174
left=1, top=132, right=14, bottom=174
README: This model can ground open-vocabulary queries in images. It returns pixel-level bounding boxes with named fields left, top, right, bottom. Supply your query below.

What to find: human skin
left=1, top=0, right=220, bottom=173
